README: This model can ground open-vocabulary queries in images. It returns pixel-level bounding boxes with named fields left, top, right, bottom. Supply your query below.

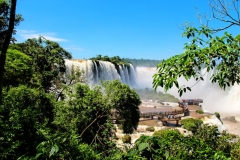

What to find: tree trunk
left=0, top=0, right=17, bottom=104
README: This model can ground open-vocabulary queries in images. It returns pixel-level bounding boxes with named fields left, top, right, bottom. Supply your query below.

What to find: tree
left=3, top=49, right=32, bottom=88
left=0, top=86, right=56, bottom=159
left=102, top=80, right=141, bottom=134
left=10, top=37, right=72, bottom=92
left=208, top=0, right=240, bottom=32
left=153, top=1, right=240, bottom=96
left=47, top=80, right=141, bottom=158
left=0, top=0, right=22, bottom=103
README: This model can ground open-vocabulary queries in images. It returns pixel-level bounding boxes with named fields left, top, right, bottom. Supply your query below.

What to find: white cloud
left=64, top=47, right=83, bottom=52
left=17, top=29, right=67, bottom=42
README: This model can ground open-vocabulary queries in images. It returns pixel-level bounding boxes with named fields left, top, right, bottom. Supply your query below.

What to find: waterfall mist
left=136, top=67, right=240, bottom=115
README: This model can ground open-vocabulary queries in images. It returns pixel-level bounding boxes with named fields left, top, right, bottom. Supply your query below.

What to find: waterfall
left=65, top=59, right=138, bottom=87
left=65, top=60, right=240, bottom=114
left=129, top=65, right=138, bottom=87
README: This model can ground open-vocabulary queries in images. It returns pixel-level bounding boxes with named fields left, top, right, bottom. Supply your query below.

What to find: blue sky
left=15, top=0, right=239, bottom=60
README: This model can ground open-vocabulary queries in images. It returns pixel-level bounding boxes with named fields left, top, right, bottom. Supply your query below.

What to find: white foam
left=202, top=115, right=226, bottom=133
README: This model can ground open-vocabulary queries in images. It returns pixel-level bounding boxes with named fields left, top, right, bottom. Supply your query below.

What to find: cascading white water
left=65, top=59, right=138, bottom=87
left=65, top=59, right=95, bottom=83
left=119, top=65, right=126, bottom=84
left=129, top=65, right=138, bottom=87
left=97, top=61, right=120, bottom=82
left=92, top=61, right=99, bottom=83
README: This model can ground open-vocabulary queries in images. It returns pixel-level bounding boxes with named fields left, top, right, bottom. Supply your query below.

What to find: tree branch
left=209, top=0, right=240, bottom=32
left=0, top=0, right=17, bottom=104
left=80, top=110, right=108, bottom=137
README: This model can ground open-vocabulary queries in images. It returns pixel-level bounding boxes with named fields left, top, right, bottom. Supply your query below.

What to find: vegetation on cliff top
left=123, top=58, right=162, bottom=67
left=90, top=55, right=162, bottom=67
left=90, top=55, right=131, bottom=66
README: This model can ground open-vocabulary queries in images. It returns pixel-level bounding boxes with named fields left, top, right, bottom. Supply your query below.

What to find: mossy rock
left=224, top=116, right=237, bottom=123
left=196, top=110, right=204, bottom=114
left=229, top=116, right=237, bottom=122
left=122, top=134, right=131, bottom=143
left=146, top=126, right=155, bottom=132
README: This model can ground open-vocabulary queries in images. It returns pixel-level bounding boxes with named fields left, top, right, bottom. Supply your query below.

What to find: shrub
left=153, top=128, right=179, bottom=136
left=122, top=135, right=131, bottom=143
left=215, top=112, right=223, bottom=124
left=183, top=122, right=197, bottom=132
left=231, top=140, right=240, bottom=160
left=196, top=110, right=204, bottom=114
left=146, top=126, right=155, bottom=132
left=181, top=118, right=203, bottom=133
left=215, top=112, right=220, bottom=119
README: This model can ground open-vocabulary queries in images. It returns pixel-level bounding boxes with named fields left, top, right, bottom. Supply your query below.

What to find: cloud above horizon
left=64, top=47, right=83, bottom=52
left=17, top=29, right=67, bottom=42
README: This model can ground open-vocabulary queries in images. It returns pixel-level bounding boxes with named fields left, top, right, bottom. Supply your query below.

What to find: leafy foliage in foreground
left=124, top=126, right=238, bottom=160
left=0, top=37, right=142, bottom=159
left=153, top=26, right=240, bottom=96
left=0, top=86, right=55, bottom=159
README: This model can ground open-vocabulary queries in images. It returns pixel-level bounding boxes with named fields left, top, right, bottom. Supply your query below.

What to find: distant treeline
left=123, top=58, right=162, bottom=67
left=89, top=55, right=162, bottom=67
left=135, top=88, right=179, bottom=103
left=89, top=55, right=130, bottom=66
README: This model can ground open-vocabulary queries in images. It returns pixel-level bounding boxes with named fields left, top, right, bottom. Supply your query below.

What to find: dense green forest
left=1, top=37, right=142, bottom=159
left=0, top=0, right=240, bottom=159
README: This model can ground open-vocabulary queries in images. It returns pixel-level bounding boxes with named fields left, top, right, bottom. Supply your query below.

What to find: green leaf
left=35, top=153, right=43, bottom=159
left=180, top=90, right=183, bottom=97
left=212, top=60, right=216, bottom=66
left=174, top=81, right=179, bottom=88
left=165, top=151, right=169, bottom=158
left=138, top=143, right=149, bottom=151
left=49, top=145, right=59, bottom=157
